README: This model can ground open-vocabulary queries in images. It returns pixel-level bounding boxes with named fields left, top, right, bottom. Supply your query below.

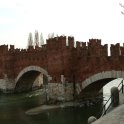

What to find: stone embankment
left=92, top=104, right=124, bottom=124
left=92, top=87, right=124, bottom=124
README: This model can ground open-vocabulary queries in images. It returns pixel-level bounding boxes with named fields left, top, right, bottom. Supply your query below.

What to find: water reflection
left=0, top=89, right=102, bottom=124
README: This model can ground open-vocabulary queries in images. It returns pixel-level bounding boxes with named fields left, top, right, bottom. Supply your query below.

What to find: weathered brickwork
left=0, top=36, right=124, bottom=99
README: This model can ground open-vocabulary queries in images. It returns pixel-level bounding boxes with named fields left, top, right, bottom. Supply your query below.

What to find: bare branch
left=119, top=3, right=124, bottom=15
left=121, top=11, right=124, bottom=15
left=119, top=3, right=124, bottom=8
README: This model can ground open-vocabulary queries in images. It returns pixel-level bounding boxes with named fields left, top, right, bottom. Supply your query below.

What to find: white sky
left=0, top=0, right=124, bottom=48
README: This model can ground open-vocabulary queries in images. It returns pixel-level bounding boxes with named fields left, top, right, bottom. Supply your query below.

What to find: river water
left=0, top=78, right=122, bottom=124
left=0, top=90, right=102, bottom=124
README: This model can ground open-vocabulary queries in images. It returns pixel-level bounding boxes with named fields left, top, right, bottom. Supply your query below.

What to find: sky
left=0, top=0, right=124, bottom=48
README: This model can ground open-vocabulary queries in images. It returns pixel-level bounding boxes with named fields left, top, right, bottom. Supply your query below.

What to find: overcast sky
left=0, top=0, right=124, bottom=48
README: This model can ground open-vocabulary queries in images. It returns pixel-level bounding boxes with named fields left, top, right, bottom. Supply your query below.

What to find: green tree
left=34, top=30, right=39, bottom=47
left=27, top=32, right=33, bottom=47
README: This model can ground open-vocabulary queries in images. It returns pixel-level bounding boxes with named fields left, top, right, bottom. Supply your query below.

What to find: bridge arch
left=15, top=66, right=49, bottom=92
left=76, top=70, right=124, bottom=95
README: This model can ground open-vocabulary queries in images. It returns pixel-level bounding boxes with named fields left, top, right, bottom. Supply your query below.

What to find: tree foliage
left=27, top=32, right=33, bottom=47
left=34, top=30, right=39, bottom=47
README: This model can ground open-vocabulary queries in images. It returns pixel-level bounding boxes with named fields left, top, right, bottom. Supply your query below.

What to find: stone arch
left=15, top=66, right=49, bottom=83
left=14, top=66, right=50, bottom=92
left=76, top=70, right=124, bottom=94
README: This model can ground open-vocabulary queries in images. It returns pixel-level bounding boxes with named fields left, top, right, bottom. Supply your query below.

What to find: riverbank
left=26, top=97, right=102, bottom=115
left=26, top=102, right=76, bottom=115
left=92, top=104, right=124, bottom=124
left=0, top=89, right=103, bottom=124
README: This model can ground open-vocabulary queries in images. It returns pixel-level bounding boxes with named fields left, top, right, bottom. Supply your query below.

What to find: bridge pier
left=0, top=78, right=74, bottom=102
left=0, top=78, right=15, bottom=93
left=47, top=83, right=74, bottom=102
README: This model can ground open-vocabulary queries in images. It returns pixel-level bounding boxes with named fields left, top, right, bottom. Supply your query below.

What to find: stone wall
left=47, top=83, right=73, bottom=102
left=0, top=77, right=74, bottom=102
left=32, top=73, right=43, bottom=90
left=1, top=36, right=124, bottom=96
left=0, top=78, right=15, bottom=93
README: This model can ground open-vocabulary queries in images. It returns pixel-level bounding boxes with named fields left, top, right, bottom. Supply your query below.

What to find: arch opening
left=78, top=78, right=115, bottom=99
left=76, top=70, right=124, bottom=99
left=15, top=66, right=49, bottom=93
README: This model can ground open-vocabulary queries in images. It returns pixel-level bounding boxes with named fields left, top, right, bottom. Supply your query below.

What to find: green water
left=0, top=90, right=102, bottom=124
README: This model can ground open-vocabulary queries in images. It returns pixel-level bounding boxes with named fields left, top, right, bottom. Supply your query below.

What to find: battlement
left=47, top=36, right=66, bottom=50
left=1, top=36, right=124, bottom=87
left=87, top=39, right=107, bottom=57
left=68, top=36, right=74, bottom=48
left=0, top=37, right=108, bottom=58
left=88, top=39, right=101, bottom=46
left=0, top=45, right=8, bottom=53
left=0, top=36, right=124, bottom=58
left=9, top=45, right=14, bottom=51
left=82, top=42, right=86, bottom=48
left=76, top=41, right=81, bottom=48
left=110, top=43, right=120, bottom=56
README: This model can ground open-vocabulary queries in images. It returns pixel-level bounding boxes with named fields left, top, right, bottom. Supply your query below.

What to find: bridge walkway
left=93, top=87, right=124, bottom=124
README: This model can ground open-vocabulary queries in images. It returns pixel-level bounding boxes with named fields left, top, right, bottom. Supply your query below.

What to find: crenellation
left=102, top=44, right=108, bottom=56
left=27, top=46, right=34, bottom=52
left=88, top=39, right=101, bottom=46
left=48, top=37, right=54, bottom=48
left=0, top=36, right=124, bottom=93
left=59, top=36, right=66, bottom=49
left=82, top=42, right=86, bottom=48
left=96, top=39, right=101, bottom=45
left=15, top=48, right=20, bottom=53
left=89, top=39, right=97, bottom=45
left=0, top=45, right=8, bottom=53
left=88, top=39, right=102, bottom=56
left=110, top=43, right=120, bottom=56
left=0, top=37, right=122, bottom=58
left=46, top=36, right=66, bottom=50
left=76, top=41, right=81, bottom=48
left=68, top=36, right=74, bottom=48
left=34, top=46, right=42, bottom=51
left=41, top=44, right=47, bottom=50
left=120, top=43, right=124, bottom=56
left=121, top=46, right=124, bottom=56
left=21, top=49, right=27, bottom=52
left=9, top=45, right=15, bottom=51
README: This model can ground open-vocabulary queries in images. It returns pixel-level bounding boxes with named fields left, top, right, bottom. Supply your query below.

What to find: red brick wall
left=0, top=36, right=124, bottom=84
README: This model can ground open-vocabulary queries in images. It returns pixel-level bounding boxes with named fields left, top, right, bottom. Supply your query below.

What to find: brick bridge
left=0, top=36, right=124, bottom=100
